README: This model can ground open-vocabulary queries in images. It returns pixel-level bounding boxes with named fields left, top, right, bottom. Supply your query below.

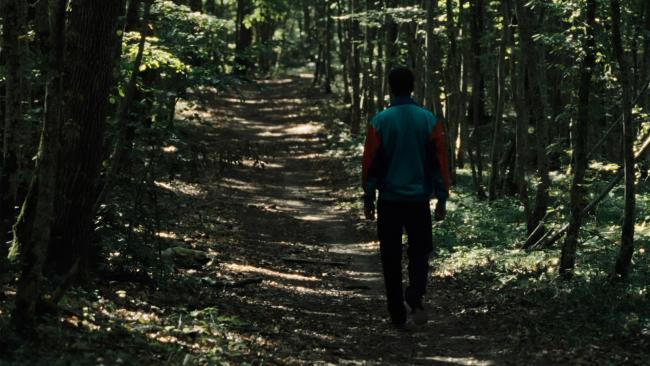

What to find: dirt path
left=189, top=76, right=504, bottom=365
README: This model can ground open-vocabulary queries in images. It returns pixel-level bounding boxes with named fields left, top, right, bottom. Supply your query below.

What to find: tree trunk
left=610, top=0, right=636, bottom=280
left=313, top=1, right=326, bottom=84
left=349, top=0, right=362, bottom=134
left=189, top=0, right=202, bottom=12
left=469, top=0, right=486, bottom=198
left=383, top=0, right=398, bottom=100
left=11, top=0, right=67, bottom=330
left=1, top=0, right=28, bottom=264
left=519, top=1, right=551, bottom=236
left=375, top=1, right=385, bottom=111
left=235, top=0, right=253, bottom=74
left=323, top=0, right=333, bottom=93
left=488, top=0, right=510, bottom=201
left=513, top=34, right=531, bottom=228
left=205, top=0, right=217, bottom=15
left=363, top=0, right=376, bottom=117
left=641, top=0, right=650, bottom=176
left=558, top=0, right=597, bottom=275
left=126, top=0, right=142, bottom=31
left=426, top=0, right=444, bottom=117
left=303, top=0, right=312, bottom=48
left=445, top=0, right=459, bottom=181
left=336, top=0, right=351, bottom=103
left=47, top=0, right=126, bottom=276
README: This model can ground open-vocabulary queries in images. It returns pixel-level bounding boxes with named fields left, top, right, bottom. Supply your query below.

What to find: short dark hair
left=388, top=67, right=414, bottom=96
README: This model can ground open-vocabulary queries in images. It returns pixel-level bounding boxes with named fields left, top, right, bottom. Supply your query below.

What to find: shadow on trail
left=188, top=75, right=512, bottom=365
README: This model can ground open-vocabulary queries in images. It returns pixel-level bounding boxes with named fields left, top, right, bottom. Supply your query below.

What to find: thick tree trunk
left=558, top=0, right=597, bottom=275
left=48, top=0, right=126, bottom=276
left=1, top=0, right=28, bottom=257
left=610, top=0, right=636, bottom=280
left=11, top=0, right=67, bottom=330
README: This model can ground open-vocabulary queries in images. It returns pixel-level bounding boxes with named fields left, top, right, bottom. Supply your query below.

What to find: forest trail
left=189, top=75, right=502, bottom=365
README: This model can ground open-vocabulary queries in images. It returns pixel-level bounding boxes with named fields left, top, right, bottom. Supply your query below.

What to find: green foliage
left=247, top=0, right=290, bottom=25
left=153, top=1, right=234, bottom=81
left=430, top=169, right=650, bottom=342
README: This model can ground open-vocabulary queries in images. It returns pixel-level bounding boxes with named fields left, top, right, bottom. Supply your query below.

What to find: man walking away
left=362, top=67, right=450, bottom=328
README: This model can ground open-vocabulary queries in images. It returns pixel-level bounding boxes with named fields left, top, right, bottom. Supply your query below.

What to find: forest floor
left=1, top=74, right=649, bottom=365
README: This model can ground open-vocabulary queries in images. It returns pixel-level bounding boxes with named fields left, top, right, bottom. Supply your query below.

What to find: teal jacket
left=362, top=96, right=450, bottom=205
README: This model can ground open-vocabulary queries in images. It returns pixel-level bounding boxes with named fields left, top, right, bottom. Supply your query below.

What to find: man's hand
left=434, top=200, right=446, bottom=221
left=364, top=202, right=376, bottom=221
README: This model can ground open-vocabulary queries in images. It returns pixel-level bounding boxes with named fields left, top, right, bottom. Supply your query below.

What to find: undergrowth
left=323, top=98, right=650, bottom=349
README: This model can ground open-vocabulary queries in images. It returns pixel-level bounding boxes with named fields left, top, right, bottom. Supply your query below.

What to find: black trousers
left=377, top=199, right=433, bottom=323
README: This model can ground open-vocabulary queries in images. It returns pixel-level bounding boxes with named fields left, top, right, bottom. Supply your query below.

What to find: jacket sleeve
left=362, top=123, right=382, bottom=204
left=428, top=120, right=451, bottom=200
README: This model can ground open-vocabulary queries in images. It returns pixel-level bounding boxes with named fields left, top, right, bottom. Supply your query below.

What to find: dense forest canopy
left=0, top=0, right=649, bottom=364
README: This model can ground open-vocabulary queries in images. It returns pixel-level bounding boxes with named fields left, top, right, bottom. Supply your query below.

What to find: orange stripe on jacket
left=428, top=121, right=451, bottom=190
left=362, top=124, right=382, bottom=191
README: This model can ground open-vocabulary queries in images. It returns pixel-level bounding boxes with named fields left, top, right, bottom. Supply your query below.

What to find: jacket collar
left=390, top=96, right=418, bottom=107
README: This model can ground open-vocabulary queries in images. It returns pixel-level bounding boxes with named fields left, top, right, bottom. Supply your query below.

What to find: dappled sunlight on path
left=188, top=75, right=507, bottom=365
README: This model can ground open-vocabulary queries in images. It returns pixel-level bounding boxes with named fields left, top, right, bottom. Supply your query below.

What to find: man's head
left=388, top=67, right=414, bottom=97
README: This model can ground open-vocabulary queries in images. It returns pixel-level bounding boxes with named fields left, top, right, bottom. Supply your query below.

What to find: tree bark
left=426, top=0, right=444, bottom=117
left=488, top=0, right=510, bottom=201
left=235, top=0, right=253, bottom=74
left=126, top=0, right=142, bottom=31
left=364, top=0, right=376, bottom=117
left=375, top=1, right=385, bottom=111
left=189, top=0, right=202, bottom=12
left=444, top=0, right=459, bottom=181
left=515, top=0, right=551, bottom=235
left=558, top=0, right=597, bottom=276
left=47, top=0, right=127, bottom=276
left=205, top=0, right=217, bottom=15
left=323, top=0, right=333, bottom=93
left=383, top=0, right=398, bottom=101
left=610, top=0, right=636, bottom=280
left=1, top=0, right=28, bottom=258
left=11, top=0, right=67, bottom=330
left=469, top=0, right=486, bottom=198
left=513, top=32, right=531, bottom=228
left=349, top=0, right=362, bottom=134
left=336, top=0, right=351, bottom=103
